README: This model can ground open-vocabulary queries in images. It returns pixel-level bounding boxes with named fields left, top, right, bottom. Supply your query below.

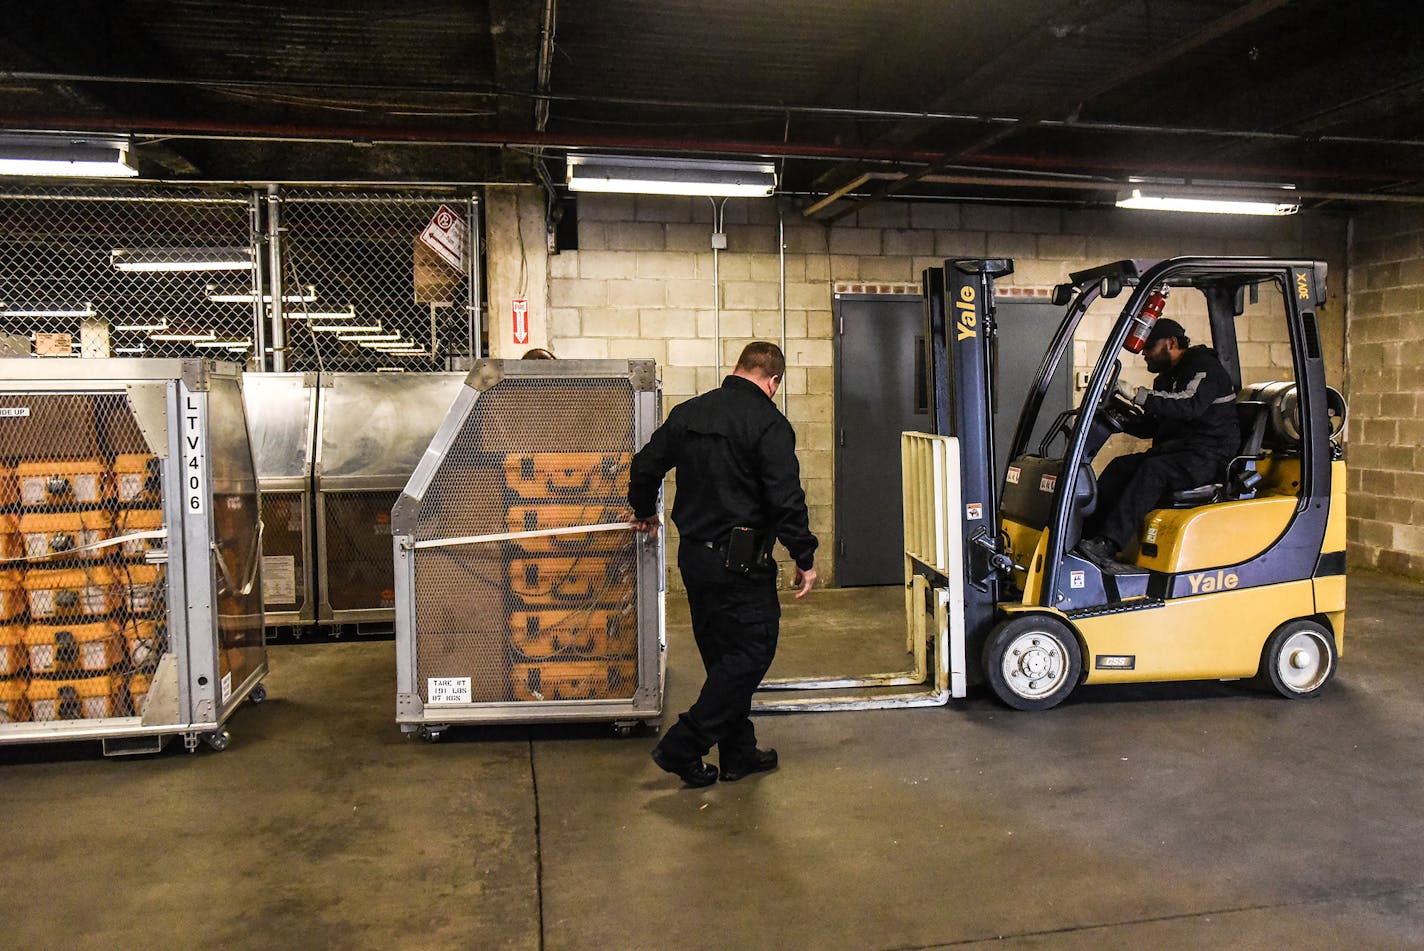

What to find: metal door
left=833, top=295, right=927, bottom=587
left=834, top=295, right=1070, bottom=587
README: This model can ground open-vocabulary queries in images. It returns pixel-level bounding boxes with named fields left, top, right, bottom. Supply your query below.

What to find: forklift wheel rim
left=999, top=629, right=1070, bottom=700
left=1275, top=629, right=1331, bottom=693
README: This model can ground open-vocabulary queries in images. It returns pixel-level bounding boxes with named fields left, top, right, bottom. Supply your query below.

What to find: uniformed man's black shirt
left=628, top=375, right=818, bottom=570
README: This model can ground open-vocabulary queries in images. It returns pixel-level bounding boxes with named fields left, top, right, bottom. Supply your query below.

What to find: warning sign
left=419, top=204, right=466, bottom=272
left=512, top=298, right=529, bottom=345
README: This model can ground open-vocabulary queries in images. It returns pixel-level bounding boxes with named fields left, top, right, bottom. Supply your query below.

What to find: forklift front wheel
left=984, top=615, right=1082, bottom=712
left=1261, top=619, right=1337, bottom=699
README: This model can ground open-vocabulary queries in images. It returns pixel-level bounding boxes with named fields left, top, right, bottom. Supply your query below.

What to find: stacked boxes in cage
left=501, top=452, right=638, bottom=702
left=0, top=449, right=168, bottom=724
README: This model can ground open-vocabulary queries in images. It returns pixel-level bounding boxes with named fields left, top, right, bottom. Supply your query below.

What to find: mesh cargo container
left=393, top=360, right=664, bottom=739
left=0, top=359, right=267, bottom=755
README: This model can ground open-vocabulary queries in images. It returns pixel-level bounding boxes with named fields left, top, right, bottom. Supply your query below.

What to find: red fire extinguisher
left=1124, top=286, right=1168, bottom=353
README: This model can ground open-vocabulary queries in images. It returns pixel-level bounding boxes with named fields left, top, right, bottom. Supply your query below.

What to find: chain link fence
left=0, top=183, right=480, bottom=372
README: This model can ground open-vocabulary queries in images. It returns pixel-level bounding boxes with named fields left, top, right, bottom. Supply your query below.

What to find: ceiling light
left=340, top=333, right=403, bottom=342
left=311, top=323, right=382, bottom=333
left=113, top=347, right=146, bottom=355
left=382, top=349, right=431, bottom=356
left=1116, top=187, right=1299, bottom=216
left=208, top=287, right=316, bottom=304
left=111, top=247, right=252, bottom=272
left=192, top=340, right=252, bottom=349
left=566, top=153, right=776, bottom=198
left=149, top=332, right=217, bottom=342
left=0, top=135, right=137, bottom=179
left=113, top=321, right=170, bottom=332
left=286, top=308, right=356, bottom=320
left=3, top=305, right=96, bottom=318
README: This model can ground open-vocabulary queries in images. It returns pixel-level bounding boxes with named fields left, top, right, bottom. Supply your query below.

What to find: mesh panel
left=279, top=189, right=473, bottom=372
left=0, top=184, right=475, bottom=371
left=412, top=378, right=638, bottom=704
left=259, top=492, right=307, bottom=615
left=208, top=384, right=264, bottom=695
left=323, top=490, right=399, bottom=613
left=0, top=184, right=254, bottom=361
left=0, top=391, right=170, bottom=724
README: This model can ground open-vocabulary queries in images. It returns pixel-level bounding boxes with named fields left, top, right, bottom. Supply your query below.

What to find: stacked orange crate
left=502, top=453, right=638, bottom=701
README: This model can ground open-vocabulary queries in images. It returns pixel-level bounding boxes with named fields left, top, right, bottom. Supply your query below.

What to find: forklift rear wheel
left=984, top=615, right=1082, bottom=711
left=1261, top=619, right=1337, bottom=699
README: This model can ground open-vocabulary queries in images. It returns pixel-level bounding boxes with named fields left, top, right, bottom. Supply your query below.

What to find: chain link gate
left=0, top=183, right=482, bottom=371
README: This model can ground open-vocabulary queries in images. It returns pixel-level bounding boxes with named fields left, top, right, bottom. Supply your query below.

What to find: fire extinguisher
left=1124, top=286, right=1168, bottom=353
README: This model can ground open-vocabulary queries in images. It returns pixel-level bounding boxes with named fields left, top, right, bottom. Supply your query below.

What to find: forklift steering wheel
left=1094, top=361, right=1144, bottom=434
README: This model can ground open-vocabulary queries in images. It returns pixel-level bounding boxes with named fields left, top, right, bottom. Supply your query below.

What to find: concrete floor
left=5, top=569, right=1424, bottom=950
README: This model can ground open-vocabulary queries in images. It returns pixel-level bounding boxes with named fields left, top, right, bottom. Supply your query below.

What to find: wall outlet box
left=710, top=232, right=728, bottom=250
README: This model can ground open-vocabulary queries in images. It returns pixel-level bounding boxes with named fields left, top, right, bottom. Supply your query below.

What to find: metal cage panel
left=394, top=360, right=663, bottom=729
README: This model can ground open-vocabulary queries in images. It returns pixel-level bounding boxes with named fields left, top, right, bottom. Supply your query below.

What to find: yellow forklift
left=918, top=256, right=1347, bottom=711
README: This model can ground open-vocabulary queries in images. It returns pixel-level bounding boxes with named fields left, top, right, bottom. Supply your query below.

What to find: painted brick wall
left=1345, top=207, right=1424, bottom=577
left=546, top=195, right=1348, bottom=588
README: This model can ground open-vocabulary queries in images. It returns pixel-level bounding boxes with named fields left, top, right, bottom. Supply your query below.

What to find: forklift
left=916, top=256, right=1347, bottom=711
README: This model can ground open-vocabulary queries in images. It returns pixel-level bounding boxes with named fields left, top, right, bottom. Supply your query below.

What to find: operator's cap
left=1146, top=317, right=1187, bottom=345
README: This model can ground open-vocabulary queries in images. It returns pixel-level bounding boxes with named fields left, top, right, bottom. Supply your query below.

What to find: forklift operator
left=1079, top=318, right=1240, bottom=567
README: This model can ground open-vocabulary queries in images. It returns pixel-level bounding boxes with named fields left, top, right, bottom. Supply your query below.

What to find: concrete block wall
left=543, top=194, right=1348, bottom=588
left=1345, top=207, right=1424, bottom=577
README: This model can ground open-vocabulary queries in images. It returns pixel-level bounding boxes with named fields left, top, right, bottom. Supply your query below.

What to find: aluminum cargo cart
left=0, top=359, right=267, bottom=755
left=392, top=359, right=664, bottom=739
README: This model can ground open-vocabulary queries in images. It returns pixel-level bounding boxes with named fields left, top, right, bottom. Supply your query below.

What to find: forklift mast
left=922, top=258, right=1013, bottom=660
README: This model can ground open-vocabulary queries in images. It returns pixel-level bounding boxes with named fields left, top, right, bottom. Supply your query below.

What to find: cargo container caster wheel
left=420, top=726, right=444, bottom=743
left=248, top=683, right=267, bottom=704
left=612, top=721, right=637, bottom=737
left=204, top=729, right=231, bottom=752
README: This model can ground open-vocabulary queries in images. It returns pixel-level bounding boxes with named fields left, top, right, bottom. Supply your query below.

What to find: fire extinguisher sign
left=512, top=298, right=529, bottom=345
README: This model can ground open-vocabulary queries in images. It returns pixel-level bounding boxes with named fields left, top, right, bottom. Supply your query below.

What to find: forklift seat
left=1162, top=401, right=1269, bottom=507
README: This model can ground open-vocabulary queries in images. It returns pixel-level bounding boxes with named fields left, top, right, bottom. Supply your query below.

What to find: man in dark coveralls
left=629, top=341, right=818, bottom=787
left=1080, top=317, right=1240, bottom=566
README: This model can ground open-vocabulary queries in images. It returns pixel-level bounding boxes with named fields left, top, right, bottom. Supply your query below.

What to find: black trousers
left=1089, top=451, right=1224, bottom=551
left=654, top=541, right=780, bottom=766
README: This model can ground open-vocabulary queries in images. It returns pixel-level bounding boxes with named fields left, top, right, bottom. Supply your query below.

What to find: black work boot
left=719, top=748, right=778, bottom=782
left=651, top=748, right=719, bottom=788
left=1077, top=536, right=1118, bottom=568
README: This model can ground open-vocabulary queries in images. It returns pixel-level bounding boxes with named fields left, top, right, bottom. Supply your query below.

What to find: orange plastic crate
left=112, top=453, right=162, bottom=504
left=116, top=563, right=165, bottom=615
left=14, top=459, right=110, bottom=508
left=18, top=510, right=113, bottom=562
left=27, top=675, right=121, bottom=721
left=0, top=676, right=28, bottom=723
left=0, top=624, right=25, bottom=676
left=510, top=659, right=637, bottom=701
left=0, top=571, right=24, bottom=622
left=508, top=606, right=638, bottom=659
left=127, top=671, right=153, bottom=716
left=0, top=514, right=22, bottom=560
left=502, top=452, right=632, bottom=501
left=503, top=503, right=633, bottom=555
left=24, top=621, right=126, bottom=675
left=123, top=618, right=166, bottom=668
left=508, top=555, right=635, bottom=606
left=24, top=566, right=120, bottom=621
left=114, top=508, right=165, bottom=559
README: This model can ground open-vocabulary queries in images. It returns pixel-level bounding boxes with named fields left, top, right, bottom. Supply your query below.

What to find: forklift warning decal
left=1070, top=570, right=1085, bottom=589
left=1006, top=466, right=1020, bottom=485
left=955, top=284, right=977, bottom=340
left=966, top=503, right=983, bottom=520
left=1039, top=474, right=1056, bottom=493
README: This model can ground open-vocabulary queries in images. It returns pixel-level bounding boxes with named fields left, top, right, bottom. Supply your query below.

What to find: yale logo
left=1187, top=569, right=1239, bottom=593
left=956, top=285, right=977, bottom=341
left=1295, top=270, right=1310, bottom=300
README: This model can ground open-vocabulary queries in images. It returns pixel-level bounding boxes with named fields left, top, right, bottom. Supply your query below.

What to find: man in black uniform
left=1080, top=318, right=1240, bottom=566
left=629, top=341, right=818, bottom=787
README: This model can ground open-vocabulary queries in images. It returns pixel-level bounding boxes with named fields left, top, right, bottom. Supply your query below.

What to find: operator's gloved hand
left=1115, top=379, right=1148, bottom=406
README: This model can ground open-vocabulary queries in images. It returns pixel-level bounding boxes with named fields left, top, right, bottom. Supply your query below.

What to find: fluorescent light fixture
left=113, top=321, right=169, bottom=332
left=383, top=349, right=431, bottom=356
left=114, top=347, right=146, bottom=355
left=0, top=135, right=137, bottom=178
left=366, top=342, right=420, bottom=352
left=208, top=287, right=317, bottom=304
left=192, top=340, right=252, bottom=349
left=286, top=308, right=356, bottom=320
left=3, top=305, right=96, bottom=318
left=340, top=333, right=402, bottom=342
left=566, top=153, right=776, bottom=197
left=311, top=323, right=382, bottom=333
left=149, top=332, right=217, bottom=342
left=1116, top=187, right=1299, bottom=216
left=111, top=247, right=252, bottom=272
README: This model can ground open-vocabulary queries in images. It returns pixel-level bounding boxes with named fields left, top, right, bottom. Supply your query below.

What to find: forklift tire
left=984, top=615, right=1082, bottom=712
left=1260, top=619, right=1337, bottom=699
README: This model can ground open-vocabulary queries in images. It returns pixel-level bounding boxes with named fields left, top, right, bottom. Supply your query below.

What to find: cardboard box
left=0, top=394, right=100, bottom=460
